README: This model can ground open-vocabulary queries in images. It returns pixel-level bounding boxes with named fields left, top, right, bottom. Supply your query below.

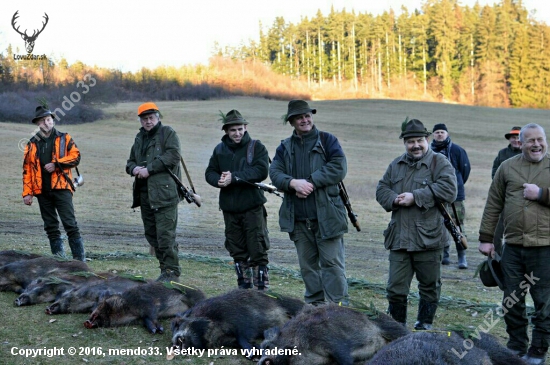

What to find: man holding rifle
left=205, top=110, right=271, bottom=290
left=126, top=102, right=182, bottom=282
left=269, top=100, right=349, bottom=306
left=376, top=118, right=457, bottom=329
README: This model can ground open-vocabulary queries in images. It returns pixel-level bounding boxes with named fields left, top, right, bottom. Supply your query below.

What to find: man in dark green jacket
left=126, top=102, right=182, bottom=282
left=269, top=100, right=349, bottom=306
left=205, top=110, right=270, bottom=290
left=376, top=118, right=457, bottom=330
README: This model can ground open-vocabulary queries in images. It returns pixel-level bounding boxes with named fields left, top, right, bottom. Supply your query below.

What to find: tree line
left=219, top=0, right=550, bottom=108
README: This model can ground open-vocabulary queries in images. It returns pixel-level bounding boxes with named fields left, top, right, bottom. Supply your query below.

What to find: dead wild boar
left=46, top=275, right=149, bottom=315
left=258, top=304, right=410, bottom=365
left=366, top=331, right=499, bottom=365
left=0, top=250, right=42, bottom=267
left=170, top=289, right=305, bottom=356
left=84, top=281, right=205, bottom=333
left=455, top=331, right=528, bottom=365
left=0, top=256, right=88, bottom=293
left=15, top=272, right=115, bottom=307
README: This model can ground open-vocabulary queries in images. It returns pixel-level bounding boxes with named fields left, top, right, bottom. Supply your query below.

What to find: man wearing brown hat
left=270, top=100, right=349, bottom=305
left=492, top=126, right=522, bottom=254
left=126, top=102, right=182, bottom=282
left=22, top=105, right=85, bottom=260
left=205, top=110, right=270, bottom=290
left=431, top=123, right=470, bottom=269
left=376, top=118, right=457, bottom=329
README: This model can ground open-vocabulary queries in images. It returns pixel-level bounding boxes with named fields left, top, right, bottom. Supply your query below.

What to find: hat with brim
left=504, top=126, right=521, bottom=140
left=399, top=118, right=431, bottom=139
left=285, top=100, right=316, bottom=122
left=138, top=102, right=160, bottom=117
left=31, top=105, right=54, bottom=124
left=220, top=109, right=248, bottom=130
left=479, top=253, right=505, bottom=291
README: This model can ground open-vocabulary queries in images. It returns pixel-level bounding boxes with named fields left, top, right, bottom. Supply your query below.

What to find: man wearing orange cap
left=126, top=102, right=183, bottom=282
left=491, top=126, right=522, bottom=254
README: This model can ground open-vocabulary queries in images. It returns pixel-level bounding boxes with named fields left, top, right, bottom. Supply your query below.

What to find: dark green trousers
left=289, top=220, right=348, bottom=305
left=387, top=249, right=443, bottom=304
left=140, top=192, right=180, bottom=276
left=36, top=189, right=81, bottom=241
left=501, top=244, right=550, bottom=352
left=223, top=205, right=269, bottom=266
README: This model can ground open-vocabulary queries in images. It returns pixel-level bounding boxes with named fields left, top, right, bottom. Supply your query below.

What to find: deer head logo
left=12, top=11, right=49, bottom=54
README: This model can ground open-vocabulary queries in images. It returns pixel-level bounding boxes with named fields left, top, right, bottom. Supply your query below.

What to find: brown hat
left=478, top=253, right=504, bottom=291
left=505, top=126, right=521, bottom=140
left=285, top=100, right=316, bottom=122
left=31, top=105, right=54, bottom=124
left=399, top=118, right=431, bottom=139
left=219, top=110, right=248, bottom=130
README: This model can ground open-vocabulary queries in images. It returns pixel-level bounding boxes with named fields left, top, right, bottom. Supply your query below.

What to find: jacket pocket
left=383, top=219, right=397, bottom=250
left=416, top=218, right=444, bottom=250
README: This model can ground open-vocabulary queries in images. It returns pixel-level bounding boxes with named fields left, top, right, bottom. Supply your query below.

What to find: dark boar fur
left=0, top=250, right=42, bottom=267
left=171, top=289, right=305, bottom=354
left=366, top=331, right=527, bottom=365
left=258, top=305, right=410, bottom=365
left=84, top=281, right=205, bottom=333
left=46, top=275, right=147, bottom=315
left=0, top=256, right=88, bottom=293
left=15, top=272, right=115, bottom=307
left=455, top=331, right=528, bottom=365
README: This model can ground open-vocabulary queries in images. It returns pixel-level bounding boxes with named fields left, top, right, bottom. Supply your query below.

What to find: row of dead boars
left=0, top=250, right=527, bottom=364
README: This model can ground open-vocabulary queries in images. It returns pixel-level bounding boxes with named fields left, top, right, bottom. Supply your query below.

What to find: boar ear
left=190, top=318, right=210, bottom=337
left=263, top=327, right=280, bottom=341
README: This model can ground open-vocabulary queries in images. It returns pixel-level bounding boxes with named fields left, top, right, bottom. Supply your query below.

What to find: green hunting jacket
left=269, top=127, right=348, bottom=240
left=205, top=132, right=268, bottom=213
left=376, top=149, right=457, bottom=251
left=126, top=122, right=182, bottom=209
left=479, top=154, right=550, bottom=247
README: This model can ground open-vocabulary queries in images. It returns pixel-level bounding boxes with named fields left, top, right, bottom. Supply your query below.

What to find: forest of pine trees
left=0, top=0, right=548, bottom=122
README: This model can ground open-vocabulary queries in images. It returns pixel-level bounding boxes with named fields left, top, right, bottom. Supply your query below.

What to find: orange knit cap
left=137, top=102, right=160, bottom=116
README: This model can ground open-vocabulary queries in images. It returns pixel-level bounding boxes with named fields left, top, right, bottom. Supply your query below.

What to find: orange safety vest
left=22, top=130, right=81, bottom=197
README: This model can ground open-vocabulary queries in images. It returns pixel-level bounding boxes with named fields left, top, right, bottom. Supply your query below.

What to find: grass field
left=1, top=97, right=549, bottom=364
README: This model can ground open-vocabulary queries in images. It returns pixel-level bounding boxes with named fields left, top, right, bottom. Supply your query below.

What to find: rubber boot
left=235, top=261, right=252, bottom=289
left=414, top=299, right=438, bottom=330
left=457, top=249, right=468, bottom=269
left=253, top=265, right=269, bottom=290
left=49, top=237, right=65, bottom=257
left=522, top=346, right=548, bottom=364
left=68, top=237, right=86, bottom=261
left=387, top=302, right=407, bottom=326
left=441, top=246, right=450, bottom=265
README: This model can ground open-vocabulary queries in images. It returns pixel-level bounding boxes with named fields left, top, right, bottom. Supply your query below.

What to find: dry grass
left=1, top=98, right=549, bottom=364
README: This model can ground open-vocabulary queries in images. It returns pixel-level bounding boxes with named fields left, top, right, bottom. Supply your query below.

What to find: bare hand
left=44, top=163, right=55, bottom=173
left=218, top=171, right=231, bottom=187
left=478, top=242, right=495, bottom=257
left=523, top=183, right=540, bottom=200
left=290, top=179, right=314, bottom=197
left=23, top=195, right=33, bottom=206
left=395, top=192, right=414, bottom=206
left=136, top=168, right=150, bottom=179
left=132, top=166, right=142, bottom=176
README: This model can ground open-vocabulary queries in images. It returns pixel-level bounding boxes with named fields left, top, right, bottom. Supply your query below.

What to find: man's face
left=35, top=115, right=55, bottom=135
left=290, top=113, right=313, bottom=135
left=509, top=135, right=520, bottom=148
left=225, top=124, right=246, bottom=144
left=140, top=113, right=159, bottom=132
left=520, top=127, right=547, bottom=162
left=433, top=129, right=448, bottom=142
left=404, top=136, right=429, bottom=160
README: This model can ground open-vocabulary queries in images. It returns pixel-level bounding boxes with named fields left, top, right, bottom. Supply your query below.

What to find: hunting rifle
left=157, top=158, right=201, bottom=207
left=339, top=181, right=361, bottom=232
left=427, top=184, right=467, bottom=250
left=234, top=176, right=283, bottom=199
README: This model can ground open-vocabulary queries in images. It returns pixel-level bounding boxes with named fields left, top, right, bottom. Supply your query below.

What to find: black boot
left=457, top=249, right=468, bottom=269
left=387, top=302, right=407, bottom=326
left=68, top=237, right=86, bottom=261
left=414, top=299, right=438, bottom=330
left=49, top=237, right=65, bottom=257
left=442, top=246, right=450, bottom=265
left=235, top=261, right=252, bottom=289
left=253, top=265, right=269, bottom=290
